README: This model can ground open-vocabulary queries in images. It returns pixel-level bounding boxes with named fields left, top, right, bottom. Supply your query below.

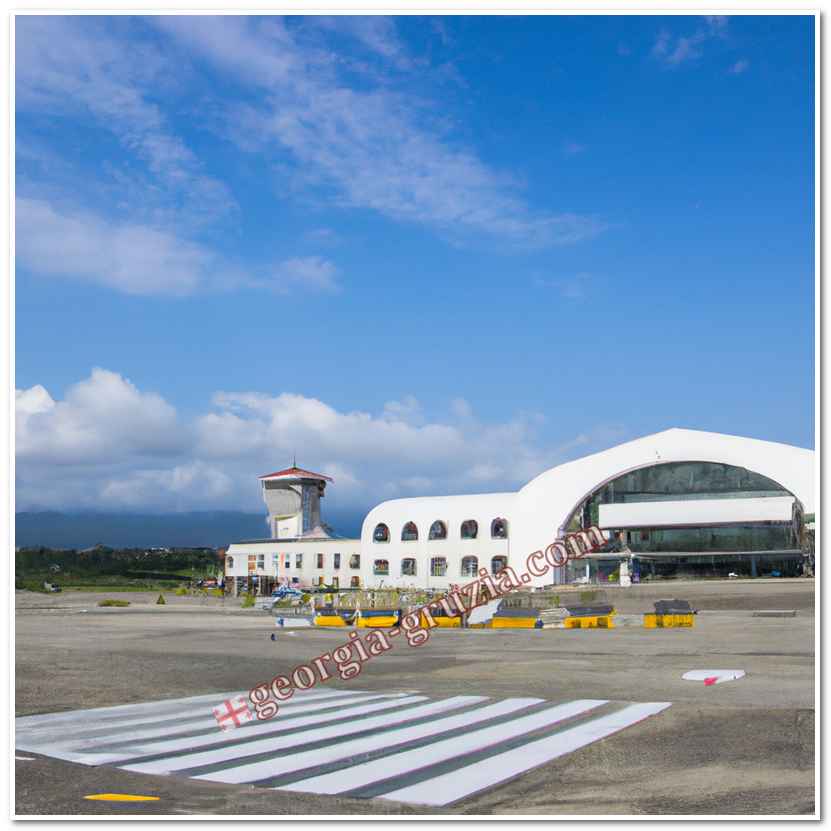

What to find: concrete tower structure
left=259, top=466, right=333, bottom=540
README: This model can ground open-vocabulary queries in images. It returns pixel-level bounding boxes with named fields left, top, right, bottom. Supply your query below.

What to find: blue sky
left=15, top=14, right=815, bottom=516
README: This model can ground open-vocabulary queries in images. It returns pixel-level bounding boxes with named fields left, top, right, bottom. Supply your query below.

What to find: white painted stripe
left=97, top=692, right=409, bottom=753
left=283, top=699, right=606, bottom=797
left=128, top=695, right=487, bottom=777
left=16, top=687, right=366, bottom=734
left=39, top=692, right=402, bottom=753
left=381, top=701, right=672, bottom=806
left=100, top=695, right=429, bottom=769
left=194, top=697, right=532, bottom=785
left=15, top=691, right=249, bottom=728
left=15, top=690, right=396, bottom=764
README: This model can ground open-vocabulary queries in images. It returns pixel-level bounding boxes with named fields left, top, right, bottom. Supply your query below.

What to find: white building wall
left=225, top=539, right=362, bottom=589
left=359, top=493, right=515, bottom=590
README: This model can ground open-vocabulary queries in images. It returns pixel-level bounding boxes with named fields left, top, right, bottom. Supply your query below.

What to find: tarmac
left=14, top=579, right=816, bottom=816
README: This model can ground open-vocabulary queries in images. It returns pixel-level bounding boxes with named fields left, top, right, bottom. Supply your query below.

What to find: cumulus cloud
left=16, top=368, right=184, bottom=465
left=15, top=368, right=626, bottom=514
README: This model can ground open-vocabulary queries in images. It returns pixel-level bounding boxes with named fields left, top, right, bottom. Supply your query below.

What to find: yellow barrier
left=490, top=616, right=539, bottom=629
left=644, top=613, right=694, bottom=628
left=356, top=614, right=399, bottom=628
left=564, top=615, right=615, bottom=629
left=422, top=614, right=462, bottom=628
left=313, top=614, right=347, bottom=627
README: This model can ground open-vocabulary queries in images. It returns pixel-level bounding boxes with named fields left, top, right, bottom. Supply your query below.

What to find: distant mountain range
left=15, top=510, right=367, bottom=549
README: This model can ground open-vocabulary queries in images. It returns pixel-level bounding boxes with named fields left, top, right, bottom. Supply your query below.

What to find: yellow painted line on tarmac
left=84, top=793, right=161, bottom=802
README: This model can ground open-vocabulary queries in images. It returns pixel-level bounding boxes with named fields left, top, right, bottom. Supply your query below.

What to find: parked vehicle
left=271, top=585, right=304, bottom=601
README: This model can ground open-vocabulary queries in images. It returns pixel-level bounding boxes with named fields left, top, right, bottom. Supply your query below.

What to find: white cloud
left=99, top=462, right=234, bottom=510
left=729, top=59, right=750, bottom=75
left=450, top=397, right=474, bottom=420
left=153, top=16, right=604, bottom=248
left=16, top=197, right=340, bottom=297
left=382, top=395, right=424, bottom=426
left=652, top=16, right=730, bottom=68
left=16, top=368, right=184, bottom=465
left=15, top=16, right=237, bottom=228
left=16, top=197, right=211, bottom=295
left=314, top=16, right=412, bottom=69
left=15, top=368, right=627, bottom=514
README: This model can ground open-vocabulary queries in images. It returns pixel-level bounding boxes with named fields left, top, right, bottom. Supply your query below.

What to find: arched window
left=226, top=555, right=234, bottom=569
left=429, top=520, right=447, bottom=540
left=491, top=556, right=508, bottom=574
left=402, top=522, right=419, bottom=541
left=430, top=557, right=447, bottom=576
left=461, top=556, right=478, bottom=577
left=460, top=520, right=478, bottom=539
left=401, top=558, right=417, bottom=576
left=373, top=559, right=389, bottom=575
left=373, top=523, right=390, bottom=543
left=491, top=517, right=508, bottom=539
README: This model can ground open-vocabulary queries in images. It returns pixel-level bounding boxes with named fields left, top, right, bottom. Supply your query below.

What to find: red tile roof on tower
left=258, top=466, right=333, bottom=482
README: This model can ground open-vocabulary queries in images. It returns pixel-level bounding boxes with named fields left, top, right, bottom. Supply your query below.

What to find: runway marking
left=84, top=793, right=160, bottom=802
left=193, top=696, right=529, bottom=785
left=15, top=756, right=35, bottom=761
left=17, top=689, right=383, bottom=746
left=282, top=698, right=605, bottom=795
left=379, top=701, right=672, bottom=806
left=16, top=689, right=671, bottom=807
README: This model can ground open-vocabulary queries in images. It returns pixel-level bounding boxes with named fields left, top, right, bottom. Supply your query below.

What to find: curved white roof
left=510, top=428, right=814, bottom=562
left=353, top=428, right=814, bottom=585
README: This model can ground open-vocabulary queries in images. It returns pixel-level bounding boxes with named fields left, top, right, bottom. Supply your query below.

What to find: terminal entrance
left=566, top=461, right=809, bottom=583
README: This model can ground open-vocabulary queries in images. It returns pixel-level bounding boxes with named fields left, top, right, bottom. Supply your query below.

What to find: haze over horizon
left=15, top=15, right=815, bottom=518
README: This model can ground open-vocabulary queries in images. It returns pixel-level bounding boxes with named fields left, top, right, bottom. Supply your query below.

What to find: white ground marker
left=682, top=669, right=746, bottom=685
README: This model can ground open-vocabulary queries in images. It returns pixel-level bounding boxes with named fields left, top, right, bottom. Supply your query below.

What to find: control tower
left=259, top=465, right=333, bottom=540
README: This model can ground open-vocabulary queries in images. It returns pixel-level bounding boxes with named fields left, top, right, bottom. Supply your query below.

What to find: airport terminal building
left=224, top=428, right=815, bottom=594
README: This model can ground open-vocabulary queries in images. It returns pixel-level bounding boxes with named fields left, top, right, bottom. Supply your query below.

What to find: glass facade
left=574, top=462, right=801, bottom=556
left=586, top=462, right=788, bottom=511
left=621, top=523, right=798, bottom=553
